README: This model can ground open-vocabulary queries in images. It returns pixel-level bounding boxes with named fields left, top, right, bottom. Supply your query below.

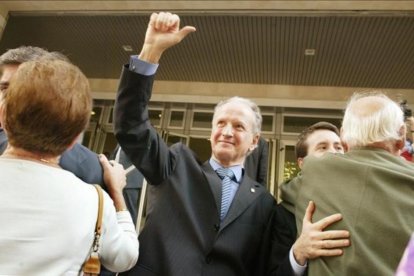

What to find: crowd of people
left=0, top=11, right=413, bottom=276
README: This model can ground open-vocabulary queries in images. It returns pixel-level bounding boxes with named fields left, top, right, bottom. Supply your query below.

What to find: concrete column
left=0, top=4, right=9, bottom=40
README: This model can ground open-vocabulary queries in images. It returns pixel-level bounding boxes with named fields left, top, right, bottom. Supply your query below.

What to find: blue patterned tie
left=216, top=167, right=235, bottom=220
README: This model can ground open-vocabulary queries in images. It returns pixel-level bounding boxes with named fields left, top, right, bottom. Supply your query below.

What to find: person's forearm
left=139, top=44, right=163, bottom=64
left=109, top=190, right=128, bottom=212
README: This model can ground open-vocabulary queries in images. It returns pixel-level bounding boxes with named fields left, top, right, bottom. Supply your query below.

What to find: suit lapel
left=201, top=162, right=222, bottom=216
left=220, top=176, right=261, bottom=229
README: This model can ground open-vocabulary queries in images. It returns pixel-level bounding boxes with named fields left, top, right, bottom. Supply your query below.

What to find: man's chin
left=213, top=150, right=237, bottom=164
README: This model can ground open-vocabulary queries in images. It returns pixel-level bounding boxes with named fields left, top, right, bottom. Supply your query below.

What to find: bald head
left=342, top=92, right=405, bottom=149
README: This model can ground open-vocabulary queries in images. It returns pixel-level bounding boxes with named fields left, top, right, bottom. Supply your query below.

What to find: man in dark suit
left=0, top=128, right=6, bottom=153
left=114, top=12, right=279, bottom=276
left=244, top=136, right=269, bottom=185
left=0, top=46, right=104, bottom=186
left=283, top=92, right=414, bottom=275
left=269, top=122, right=348, bottom=275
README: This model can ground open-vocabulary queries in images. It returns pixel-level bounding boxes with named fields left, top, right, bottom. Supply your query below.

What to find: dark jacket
left=114, top=66, right=277, bottom=276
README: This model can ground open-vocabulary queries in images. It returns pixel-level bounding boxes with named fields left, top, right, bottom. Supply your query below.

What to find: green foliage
left=283, top=161, right=300, bottom=181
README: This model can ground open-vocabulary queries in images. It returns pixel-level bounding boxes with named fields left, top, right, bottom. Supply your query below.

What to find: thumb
left=177, top=26, right=196, bottom=41
left=99, top=154, right=111, bottom=169
left=303, top=201, right=316, bottom=224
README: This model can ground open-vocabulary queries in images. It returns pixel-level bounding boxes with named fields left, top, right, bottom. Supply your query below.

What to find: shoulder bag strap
left=83, top=184, right=104, bottom=275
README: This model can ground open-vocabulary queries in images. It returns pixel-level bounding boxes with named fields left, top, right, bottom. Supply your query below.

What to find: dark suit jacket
left=0, top=129, right=103, bottom=186
left=0, top=129, right=7, bottom=154
left=244, top=136, right=269, bottom=186
left=114, top=66, right=278, bottom=276
left=265, top=203, right=297, bottom=276
left=282, top=148, right=414, bottom=275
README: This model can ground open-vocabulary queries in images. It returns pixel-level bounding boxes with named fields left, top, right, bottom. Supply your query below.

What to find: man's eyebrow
left=315, top=141, right=328, bottom=147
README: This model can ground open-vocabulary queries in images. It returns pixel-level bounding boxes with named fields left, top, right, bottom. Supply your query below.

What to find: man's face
left=0, top=64, right=19, bottom=94
left=298, top=129, right=344, bottom=168
left=306, top=129, right=344, bottom=157
left=210, top=102, right=259, bottom=167
left=0, top=64, right=19, bottom=128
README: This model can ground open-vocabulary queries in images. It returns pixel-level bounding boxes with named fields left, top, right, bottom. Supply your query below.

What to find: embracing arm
left=292, top=201, right=350, bottom=267
left=268, top=202, right=350, bottom=276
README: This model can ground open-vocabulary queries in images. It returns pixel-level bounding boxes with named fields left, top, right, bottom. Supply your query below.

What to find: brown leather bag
left=83, top=185, right=103, bottom=276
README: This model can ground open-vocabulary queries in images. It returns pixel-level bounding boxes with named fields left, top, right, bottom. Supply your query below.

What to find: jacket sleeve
left=266, top=204, right=298, bottom=276
left=113, top=65, right=176, bottom=185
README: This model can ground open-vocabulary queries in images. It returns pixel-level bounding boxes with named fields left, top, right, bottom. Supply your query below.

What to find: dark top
left=244, top=136, right=269, bottom=186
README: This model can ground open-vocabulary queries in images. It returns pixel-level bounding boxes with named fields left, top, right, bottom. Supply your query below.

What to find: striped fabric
left=216, top=167, right=235, bottom=220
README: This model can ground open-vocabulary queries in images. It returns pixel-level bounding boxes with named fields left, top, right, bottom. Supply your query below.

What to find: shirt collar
left=209, top=158, right=243, bottom=183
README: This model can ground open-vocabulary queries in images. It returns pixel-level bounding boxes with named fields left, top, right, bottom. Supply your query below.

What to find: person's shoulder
left=61, top=143, right=99, bottom=164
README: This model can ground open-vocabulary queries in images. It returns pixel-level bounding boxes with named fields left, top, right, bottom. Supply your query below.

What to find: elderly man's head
left=341, top=92, right=405, bottom=154
left=210, top=96, right=261, bottom=167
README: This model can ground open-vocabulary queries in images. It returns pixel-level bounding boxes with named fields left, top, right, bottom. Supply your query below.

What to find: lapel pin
left=250, top=188, right=255, bottom=193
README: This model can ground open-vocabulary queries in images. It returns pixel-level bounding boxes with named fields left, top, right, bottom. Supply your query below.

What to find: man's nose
left=328, top=145, right=337, bottom=153
left=222, top=124, right=233, bottom=136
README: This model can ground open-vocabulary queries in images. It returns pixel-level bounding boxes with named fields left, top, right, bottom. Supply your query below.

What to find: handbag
left=83, top=184, right=104, bottom=276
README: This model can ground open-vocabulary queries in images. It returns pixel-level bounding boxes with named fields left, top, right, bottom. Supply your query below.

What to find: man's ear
left=297, top=157, right=304, bottom=169
left=342, top=142, right=349, bottom=152
left=249, top=134, right=260, bottom=152
left=396, top=125, right=407, bottom=151
left=396, top=139, right=405, bottom=151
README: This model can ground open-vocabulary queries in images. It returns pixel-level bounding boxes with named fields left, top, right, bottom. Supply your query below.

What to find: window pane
left=283, top=145, right=300, bottom=181
left=192, top=112, right=213, bottom=129
left=102, top=132, right=118, bottom=158
left=82, top=131, right=92, bottom=148
left=108, top=107, right=114, bottom=123
left=149, top=109, right=162, bottom=127
left=169, top=111, right=185, bottom=127
left=91, top=106, right=102, bottom=123
left=262, top=115, right=273, bottom=132
left=189, top=137, right=211, bottom=163
left=283, top=117, right=341, bottom=133
left=166, top=134, right=187, bottom=146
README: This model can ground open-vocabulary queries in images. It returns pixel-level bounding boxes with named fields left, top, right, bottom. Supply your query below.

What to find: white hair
left=341, top=92, right=405, bottom=147
left=213, top=96, right=262, bottom=135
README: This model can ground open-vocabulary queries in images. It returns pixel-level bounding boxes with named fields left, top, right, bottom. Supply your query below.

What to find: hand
left=292, top=201, right=350, bottom=265
left=139, top=12, right=196, bottom=63
left=99, top=154, right=128, bottom=211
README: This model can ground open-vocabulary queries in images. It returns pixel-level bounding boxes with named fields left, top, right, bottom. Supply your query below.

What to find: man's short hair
left=341, top=91, right=404, bottom=147
left=2, top=59, right=91, bottom=156
left=213, top=96, right=262, bottom=135
left=0, top=46, right=69, bottom=67
left=295, top=121, right=340, bottom=159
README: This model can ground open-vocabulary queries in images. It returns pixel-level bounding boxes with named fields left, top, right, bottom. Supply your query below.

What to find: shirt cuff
left=129, top=55, right=159, bottom=76
left=289, top=248, right=307, bottom=276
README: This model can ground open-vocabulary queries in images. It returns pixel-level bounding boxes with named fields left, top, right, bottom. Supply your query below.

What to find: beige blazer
left=282, top=147, right=414, bottom=275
